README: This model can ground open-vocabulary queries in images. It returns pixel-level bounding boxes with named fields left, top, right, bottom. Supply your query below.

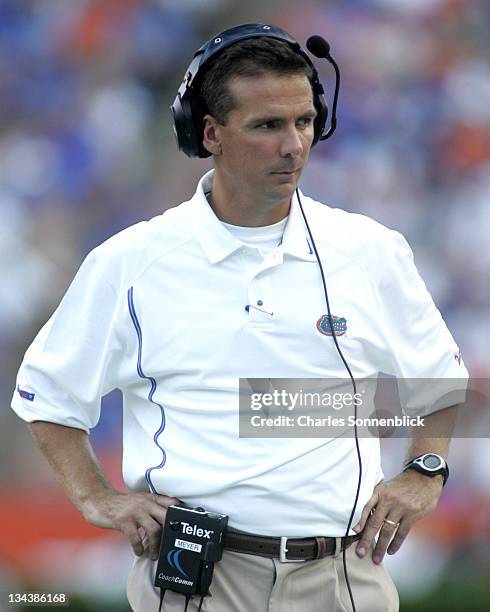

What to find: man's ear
left=202, top=114, right=222, bottom=156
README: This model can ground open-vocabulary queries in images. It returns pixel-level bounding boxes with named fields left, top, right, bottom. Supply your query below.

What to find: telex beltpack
left=155, top=505, right=228, bottom=607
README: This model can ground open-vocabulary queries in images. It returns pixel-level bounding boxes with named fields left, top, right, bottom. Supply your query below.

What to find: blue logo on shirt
left=17, top=386, right=35, bottom=401
left=316, top=314, right=347, bottom=337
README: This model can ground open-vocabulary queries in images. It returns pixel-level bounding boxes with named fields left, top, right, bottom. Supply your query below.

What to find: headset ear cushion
left=171, top=95, right=191, bottom=157
left=171, top=94, right=201, bottom=158
left=312, top=93, right=328, bottom=146
left=173, top=95, right=212, bottom=158
left=190, top=96, right=212, bottom=159
left=182, top=97, right=200, bottom=158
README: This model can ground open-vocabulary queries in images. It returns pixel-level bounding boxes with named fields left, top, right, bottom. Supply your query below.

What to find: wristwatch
left=403, top=453, right=449, bottom=486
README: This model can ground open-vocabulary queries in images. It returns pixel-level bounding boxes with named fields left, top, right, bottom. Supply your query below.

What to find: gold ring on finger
left=383, top=518, right=400, bottom=528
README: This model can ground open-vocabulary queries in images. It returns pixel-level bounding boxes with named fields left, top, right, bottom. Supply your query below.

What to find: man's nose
left=280, top=126, right=303, bottom=157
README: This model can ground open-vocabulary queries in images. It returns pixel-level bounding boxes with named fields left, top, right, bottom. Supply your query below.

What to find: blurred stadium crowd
left=1, top=0, right=489, bottom=609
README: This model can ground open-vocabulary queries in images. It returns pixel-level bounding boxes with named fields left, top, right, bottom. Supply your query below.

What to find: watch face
left=423, top=454, right=441, bottom=469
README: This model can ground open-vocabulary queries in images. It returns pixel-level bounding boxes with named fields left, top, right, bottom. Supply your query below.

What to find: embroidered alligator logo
left=316, top=314, right=347, bottom=336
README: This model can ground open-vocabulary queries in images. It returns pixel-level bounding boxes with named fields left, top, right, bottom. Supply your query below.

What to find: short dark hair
left=200, top=37, right=314, bottom=125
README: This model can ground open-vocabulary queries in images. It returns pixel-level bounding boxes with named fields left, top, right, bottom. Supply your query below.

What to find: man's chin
left=270, top=176, right=300, bottom=199
left=270, top=170, right=301, bottom=185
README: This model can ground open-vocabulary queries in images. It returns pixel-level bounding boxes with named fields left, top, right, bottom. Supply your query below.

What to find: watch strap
left=403, top=454, right=449, bottom=486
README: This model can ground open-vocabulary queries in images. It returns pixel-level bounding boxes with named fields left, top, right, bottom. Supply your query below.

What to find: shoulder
left=300, top=194, right=411, bottom=273
left=79, top=200, right=197, bottom=294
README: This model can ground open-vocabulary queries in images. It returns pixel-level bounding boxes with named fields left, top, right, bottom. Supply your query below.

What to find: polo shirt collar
left=191, top=169, right=317, bottom=264
left=192, top=170, right=244, bottom=264
left=280, top=189, right=317, bottom=262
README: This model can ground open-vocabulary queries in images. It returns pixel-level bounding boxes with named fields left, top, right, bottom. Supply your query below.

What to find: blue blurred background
left=1, top=0, right=489, bottom=610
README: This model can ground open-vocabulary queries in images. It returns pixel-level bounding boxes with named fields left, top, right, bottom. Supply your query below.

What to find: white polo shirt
left=11, top=169, right=468, bottom=537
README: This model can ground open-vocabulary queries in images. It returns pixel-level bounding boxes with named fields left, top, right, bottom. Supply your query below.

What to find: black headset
left=171, top=23, right=330, bottom=158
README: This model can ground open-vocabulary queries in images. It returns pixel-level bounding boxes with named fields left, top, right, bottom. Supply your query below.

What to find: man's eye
left=257, top=121, right=278, bottom=129
left=298, top=117, right=313, bottom=127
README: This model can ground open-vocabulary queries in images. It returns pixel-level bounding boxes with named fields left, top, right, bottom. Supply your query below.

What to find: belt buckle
left=279, top=537, right=306, bottom=563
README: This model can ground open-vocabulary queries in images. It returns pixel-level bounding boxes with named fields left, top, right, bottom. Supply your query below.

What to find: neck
left=208, top=168, right=291, bottom=227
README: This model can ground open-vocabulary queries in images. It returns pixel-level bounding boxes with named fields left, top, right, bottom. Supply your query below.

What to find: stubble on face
left=208, top=72, right=316, bottom=227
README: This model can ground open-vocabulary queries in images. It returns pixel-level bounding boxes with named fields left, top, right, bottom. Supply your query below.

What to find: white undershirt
left=221, top=217, right=288, bottom=257
left=205, top=192, right=287, bottom=257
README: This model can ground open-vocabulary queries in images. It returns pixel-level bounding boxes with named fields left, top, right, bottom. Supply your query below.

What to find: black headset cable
left=297, top=189, right=362, bottom=612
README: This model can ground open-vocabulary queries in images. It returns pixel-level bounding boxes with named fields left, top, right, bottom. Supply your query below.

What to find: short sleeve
left=375, top=230, right=468, bottom=413
left=11, top=250, right=125, bottom=432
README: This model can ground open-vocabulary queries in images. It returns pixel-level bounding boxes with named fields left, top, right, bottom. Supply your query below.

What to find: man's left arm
left=352, top=404, right=457, bottom=564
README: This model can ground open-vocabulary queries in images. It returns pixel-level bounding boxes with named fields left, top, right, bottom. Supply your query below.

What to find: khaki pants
left=127, top=539, right=399, bottom=612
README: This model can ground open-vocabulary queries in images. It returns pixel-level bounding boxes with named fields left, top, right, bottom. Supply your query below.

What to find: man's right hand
left=82, top=490, right=180, bottom=560
left=27, top=421, right=180, bottom=562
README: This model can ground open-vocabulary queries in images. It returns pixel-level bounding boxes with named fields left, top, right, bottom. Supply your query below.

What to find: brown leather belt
left=224, top=530, right=361, bottom=562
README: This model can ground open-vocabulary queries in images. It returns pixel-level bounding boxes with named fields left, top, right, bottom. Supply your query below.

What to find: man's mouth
left=271, top=168, right=300, bottom=175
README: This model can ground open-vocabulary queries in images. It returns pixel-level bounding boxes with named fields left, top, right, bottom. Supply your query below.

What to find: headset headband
left=171, top=23, right=328, bottom=158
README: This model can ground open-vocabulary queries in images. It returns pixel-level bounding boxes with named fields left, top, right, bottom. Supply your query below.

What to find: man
left=12, top=25, right=467, bottom=612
